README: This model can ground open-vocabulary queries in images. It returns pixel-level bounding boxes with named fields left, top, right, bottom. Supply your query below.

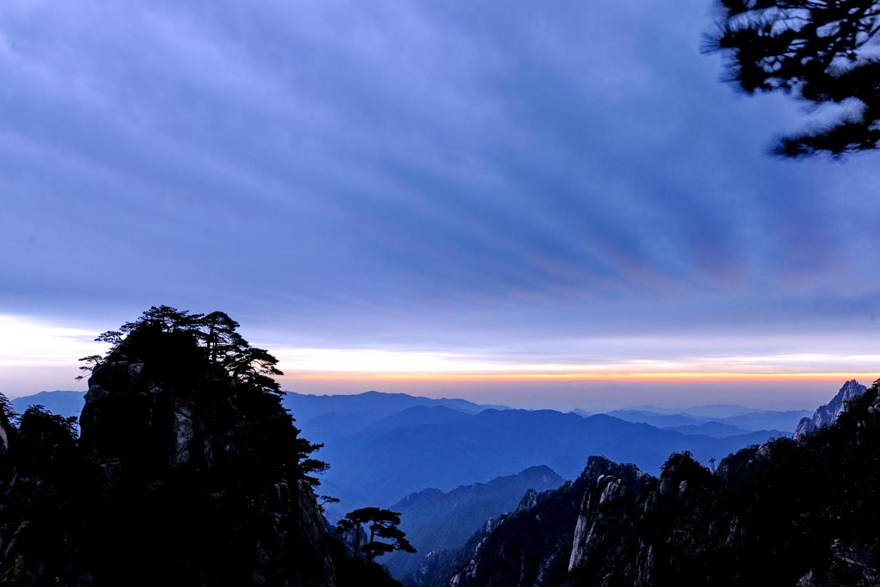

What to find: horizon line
left=281, top=371, right=879, bottom=383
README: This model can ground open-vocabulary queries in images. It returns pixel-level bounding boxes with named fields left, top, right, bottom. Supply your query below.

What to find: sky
left=1, top=0, right=879, bottom=409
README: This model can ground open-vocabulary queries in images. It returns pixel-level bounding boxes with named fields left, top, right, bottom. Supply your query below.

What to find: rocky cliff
left=794, top=379, right=867, bottom=439
left=388, top=465, right=564, bottom=580
left=410, top=467, right=594, bottom=587
left=424, top=380, right=880, bottom=586
left=0, top=307, right=399, bottom=587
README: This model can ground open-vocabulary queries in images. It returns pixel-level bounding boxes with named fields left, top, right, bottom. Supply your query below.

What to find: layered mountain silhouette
left=4, top=311, right=876, bottom=587
left=319, top=408, right=784, bottom=507
left=605, top=407, right=809, bottom=433
left=282, top=391, right=503, bottom=443
left=384, top=466, right=564, bottom=579
left=411, top=380, right=880, bottom=586
left=11, top=391, right=85, bottom=420
left=664, top=421, right=767, bottom=438
left=11, top=389, right=795, bottom=512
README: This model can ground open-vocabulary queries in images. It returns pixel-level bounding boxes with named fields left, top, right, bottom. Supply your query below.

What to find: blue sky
left=1, top=0, right=879, bottom=407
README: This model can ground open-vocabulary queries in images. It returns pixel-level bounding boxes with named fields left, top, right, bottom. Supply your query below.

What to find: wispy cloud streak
left=0, top=1, right=878, bottom=404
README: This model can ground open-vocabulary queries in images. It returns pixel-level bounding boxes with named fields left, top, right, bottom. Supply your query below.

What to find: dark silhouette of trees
left=0, top=306, right=406, bottom=585
left=74, top=355, right=103, bottom=380
left=76, top=305, right=329, bottom=485
left=705, top=0, right=880, bottom=158
left=15, top=406, right=78, bottom=466
left=337, top=507, right=416, bottom=562
left=81, top=305, right=285, bottom=393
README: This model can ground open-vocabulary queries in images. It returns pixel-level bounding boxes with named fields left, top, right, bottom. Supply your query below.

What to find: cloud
left=0, top=316, right=102, bottom=368
left=0, top=0, right=879, bottom=393
left=0, top=316, right=105, bottom=393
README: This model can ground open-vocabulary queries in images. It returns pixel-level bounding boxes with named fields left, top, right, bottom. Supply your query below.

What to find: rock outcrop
left=567, top=459, right=648, bottom=574
left=415, top=460, right=619, bottom=587
left=0, top=307, right=400, bottom=587
left=75, top=346, right=339, bottom=586
left=794, top=379, right=866, bottom=439
left=389, top=465, right=563, bottom=581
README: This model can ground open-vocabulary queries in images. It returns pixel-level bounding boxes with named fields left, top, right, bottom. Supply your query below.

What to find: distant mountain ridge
left=624, top=403, right=755, bottom=418
left=11, top=389, right=810, bottom=435
left=281, top=390, right=505, bottom=443
left=604, top=406, right=811, bottom=433
left=665, top=421, right=747, bottom=437
left=11, top=390, right=85, bottom=420
left=320, top=408, right=783, bottom=507
left=283, top=390, right=503, bottom=420
left=606, top=409, right=701, bottom=429
left=358, top=405, right=472, bottom=438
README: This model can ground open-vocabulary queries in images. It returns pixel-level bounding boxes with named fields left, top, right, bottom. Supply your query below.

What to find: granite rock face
left=794, top=379, right=867, bottom=439
left=567, top=459, right=648, bottom=574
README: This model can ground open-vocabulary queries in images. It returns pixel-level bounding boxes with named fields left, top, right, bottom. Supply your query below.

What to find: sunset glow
left=1, top=313, right=876, bottom=403
left=282, top=371, right=879, bottom=384
left=270, top=347, right=880, bottom=385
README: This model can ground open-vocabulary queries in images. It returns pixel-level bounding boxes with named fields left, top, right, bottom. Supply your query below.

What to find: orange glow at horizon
left=281, top=371, right=879, bottom=384
left=269, top=347, right=880, bottom=387
left=2, top=313, right=877, bottom=396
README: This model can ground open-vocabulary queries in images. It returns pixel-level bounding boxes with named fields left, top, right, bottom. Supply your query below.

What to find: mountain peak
left=516, top=488, right=539, bottom=513
left=794, top=379, right=868, bottom=439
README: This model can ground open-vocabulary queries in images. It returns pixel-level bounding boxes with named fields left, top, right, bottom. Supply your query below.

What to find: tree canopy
left=82, top=306, right=328, bottom=484
left=80, top=305, right=283, bottom=395
left=706, top=0, right=880, bottom=157
left=337, top=507, right=416, bottom=562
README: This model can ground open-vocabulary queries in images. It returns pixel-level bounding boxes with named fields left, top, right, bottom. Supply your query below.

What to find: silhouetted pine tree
left=337, top=507, right=416, bottom=562
left=705, top=0, right=880, bottom=157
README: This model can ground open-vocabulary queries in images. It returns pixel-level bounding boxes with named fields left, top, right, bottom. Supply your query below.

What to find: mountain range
left=318, top=408, right=784, bottom=508
left=9, top=388, right=804, bottom=511
left=412, top=380, right=880, bottom=586
left=604, top=408, right=807, bottom=435
left=280, top=391, right=807, bottom=511
left=281, top=390, right=504, bottom=442
left=7, top=381, right=869, bottom=586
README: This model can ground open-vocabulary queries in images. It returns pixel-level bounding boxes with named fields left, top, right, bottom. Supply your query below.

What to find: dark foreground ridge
left=413, top=381, right=880, bottom=586
left=0, top=306, right=399, bottom=587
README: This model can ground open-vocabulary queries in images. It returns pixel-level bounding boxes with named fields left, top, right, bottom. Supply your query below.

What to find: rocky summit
left=0, top=307, right=400, bottom=587
left=794, top=379, right=867, bottom=439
